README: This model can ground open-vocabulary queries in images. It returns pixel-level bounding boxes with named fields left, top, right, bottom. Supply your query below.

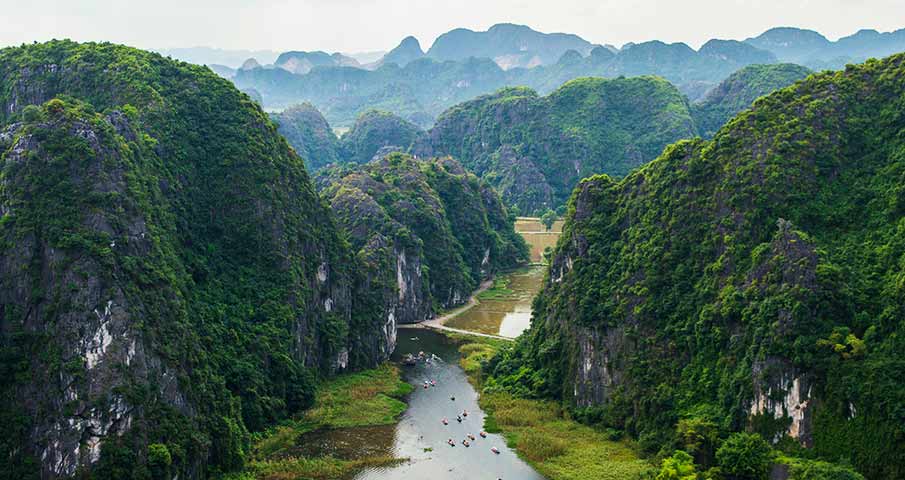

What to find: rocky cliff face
left=0, top=111, right=197, bottom=478
left=489, top=53, right=905, bottom=479
left=319, top=154, right=528, bottom=322
left=0, top=41, right=395, bottom=478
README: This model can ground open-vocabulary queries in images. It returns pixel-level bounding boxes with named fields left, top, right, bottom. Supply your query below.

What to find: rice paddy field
left=514, top=217, right=564, bottom=264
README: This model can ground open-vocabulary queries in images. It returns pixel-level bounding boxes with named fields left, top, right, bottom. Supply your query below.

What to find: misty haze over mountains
left=159, top=23, right=905, bottom=128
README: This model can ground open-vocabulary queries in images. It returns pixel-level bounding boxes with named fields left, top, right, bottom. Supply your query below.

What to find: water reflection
left=445, top=266, right=544, bottom=338
left=353, top=330, right=545, bottom=480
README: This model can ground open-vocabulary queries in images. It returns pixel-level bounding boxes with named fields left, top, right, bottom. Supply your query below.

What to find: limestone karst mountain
left=486, top=52, right=905, bottom=480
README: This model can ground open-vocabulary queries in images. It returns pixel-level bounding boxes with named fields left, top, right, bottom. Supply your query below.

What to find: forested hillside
left=271, top=103, right=341, bottom=170
left=487, top=53, right=905, bottom=479
left=416, top=77, right=697, bottom=213
left=692, top=63, right=812, bottom=138
left=275, top=68, right=815, bottom=214
left=318, top=153, right=528, bottom=316
left=0, top=41, right=387, bottom=479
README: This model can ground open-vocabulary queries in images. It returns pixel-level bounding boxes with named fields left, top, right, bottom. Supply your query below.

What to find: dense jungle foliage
left=319, top=153, right=528, bottom=312
left=337, top=110, right=423, bottom=165
left=270, top=103, right=341, bottom=171
left=692, top=63, right=813, bottom=138
left=0, top=40, right=378, bottom=479
left=486, top=53, right=905, bottom=479
left=416, top=76, right=697, bottom=213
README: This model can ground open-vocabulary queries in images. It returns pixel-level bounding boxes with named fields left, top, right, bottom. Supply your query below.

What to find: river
left=351, top=330, right=545, bottom=480
left=294, top=329, right=545, bottom=479
left=444, top=266, right=544, bottom=338
left=296, top=220, right=560, bottom=479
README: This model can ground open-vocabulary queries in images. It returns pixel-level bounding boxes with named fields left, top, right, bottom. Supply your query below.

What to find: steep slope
left=417, top=77, right=697, bottom=213
left=319, top=154, right=528, bottom=316
left=692, top=63, right=812, bottom=138
left=339, top=110, right=424, bottom=165
left=488, top=53, right=905, bottom=479
left=377, top=36, right=425, bottom=67
left=271, top=103, right=341, bottom=170
left=0, top=41, right=392, bottom=478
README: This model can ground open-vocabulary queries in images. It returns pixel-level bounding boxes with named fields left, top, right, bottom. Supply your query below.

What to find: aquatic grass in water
left=303, top=364, right=413, bottom=429
left=239, top=364, right=413, bottom=479
left=228, top=455, right=404, bottom=480
left=477, top=276, right=516, bottom=300
left=455, top=338, right=655, bottom=480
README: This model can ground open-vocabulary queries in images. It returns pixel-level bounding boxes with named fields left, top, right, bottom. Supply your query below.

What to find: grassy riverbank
left=454, top=334, right=655, bottom=480
left=223, top=364, right=413, bottom=480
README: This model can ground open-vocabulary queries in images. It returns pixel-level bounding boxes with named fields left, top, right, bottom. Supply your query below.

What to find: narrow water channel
left=353, top=330, right=545, bottom=480
left=296, top=223, right=559, bottom=479
left=444, top=266, right=544, bottom=338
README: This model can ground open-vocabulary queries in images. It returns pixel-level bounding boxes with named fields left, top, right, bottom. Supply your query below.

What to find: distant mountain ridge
left=426, top=23, right=596, bottom=69
left=156, top=46, right=280, bottom=67
left=273, top=65, right=814, bottom=212
left=746, top=26, right=905, bottom=67
left=231, top=24, right=904, bottom=128
left=232, top=39, right=780, bottom=127
left=274, top=50, right=361, bottom=74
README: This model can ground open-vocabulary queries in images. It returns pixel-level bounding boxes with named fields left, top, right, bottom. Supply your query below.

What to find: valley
left=1, top=8, right=903, bottom=480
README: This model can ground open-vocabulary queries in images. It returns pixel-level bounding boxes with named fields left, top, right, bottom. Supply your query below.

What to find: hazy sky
left=1, top=0, right=902, bottom=53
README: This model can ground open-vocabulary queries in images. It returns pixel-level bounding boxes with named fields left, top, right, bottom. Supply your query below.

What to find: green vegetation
left=271, top=103, right=341, bottom=170
left=540, top=209, right=558, bottom=231
left=232, top=364, right=412, bottom=480
left=778, top=456, right=865, bottom=480
left=423, top=77, right=697, bottom=212
left=0, top=40, right=391, bottom=478
left=692, top=63, right=812, bottom=138
left=338, top=110, right=423, bottom=165
left=456, top=336, right=654, bottom=480
left=656, top=450, right=697, bottom=480
left=715, top=433, right=773, bottom=480
left=319, top=153, right=528, bottom=312
left=476, top=275, right=517, bottom=300
left=485, top=53, right=905, bottom=479
left=297, top=364, right=412, bottom=431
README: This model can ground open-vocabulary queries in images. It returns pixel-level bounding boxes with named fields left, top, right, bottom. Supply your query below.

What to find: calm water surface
left=296, top=330, right=544, bottom=480
left=355, top=330, right=545, bottom=480
left=445, top=266, right=544, bottom=338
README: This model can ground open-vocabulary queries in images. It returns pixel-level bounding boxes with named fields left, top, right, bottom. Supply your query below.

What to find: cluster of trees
left=483, top=52, right=905, bottom=479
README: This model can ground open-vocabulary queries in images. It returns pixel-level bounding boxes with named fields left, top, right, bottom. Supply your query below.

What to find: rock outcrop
left=489, top=53, right=905, bottom=479
left=0, top=40, right=395, bottom=478
left=319, top=153, right=528, bottom=322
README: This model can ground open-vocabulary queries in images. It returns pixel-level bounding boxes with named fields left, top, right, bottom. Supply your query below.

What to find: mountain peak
left=379, top=35, right=425, bottom=67
left=239, top=57, right=261, bottom=70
